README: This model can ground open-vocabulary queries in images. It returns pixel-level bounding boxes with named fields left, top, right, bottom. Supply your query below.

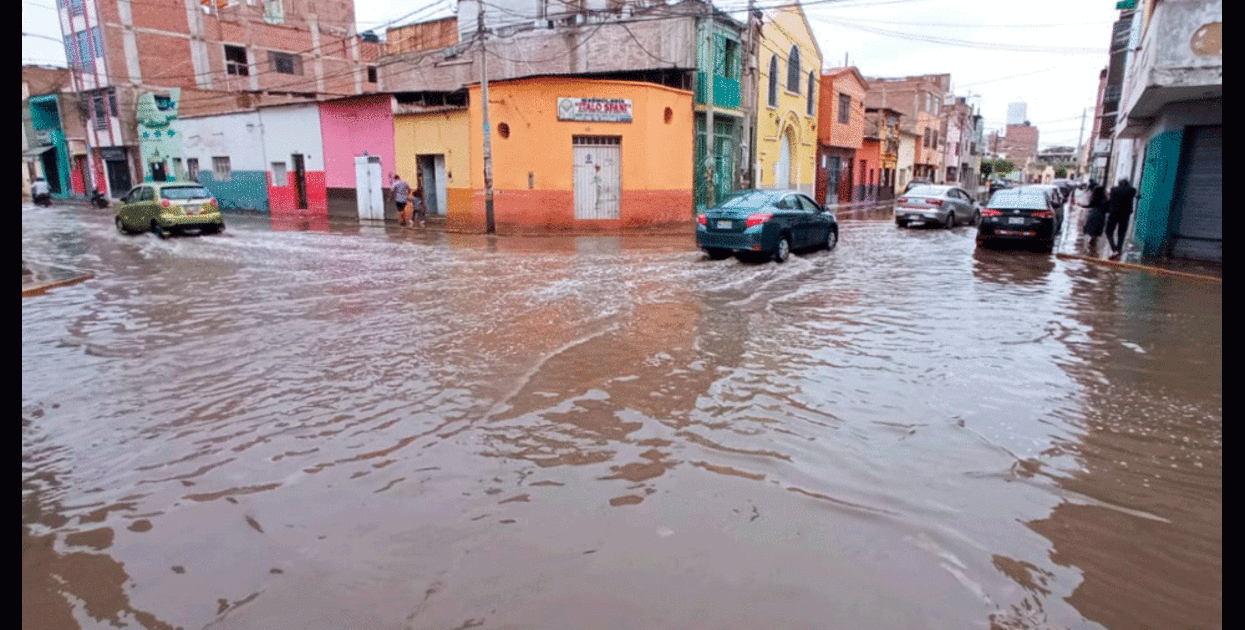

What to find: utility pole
left=704, top=0, right=715, bottom=208
left=743, top=0, right=757, bottom=190
left=1076, top=107, right=1087, bottom=177
left=479, top=3, right=496, bottom=234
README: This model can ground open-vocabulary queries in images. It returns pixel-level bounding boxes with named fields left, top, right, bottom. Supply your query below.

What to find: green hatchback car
left=114, top=182, right=224, bottom=238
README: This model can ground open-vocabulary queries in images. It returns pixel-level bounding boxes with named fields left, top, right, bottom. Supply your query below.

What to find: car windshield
left=988, top=191, right=1049, bottom=209
left=717, top=191, right=777, bottom=209
left=905, top=186, right=949, bottom=197
left=161, top=186, right=213, bottom=200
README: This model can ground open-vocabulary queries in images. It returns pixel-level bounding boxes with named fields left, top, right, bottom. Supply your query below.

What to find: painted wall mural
left=137, top=89, right=183, bottom=182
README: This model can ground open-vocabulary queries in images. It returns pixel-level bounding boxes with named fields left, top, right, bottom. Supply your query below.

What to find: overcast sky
left=24, top=0, right=1121, bottom=149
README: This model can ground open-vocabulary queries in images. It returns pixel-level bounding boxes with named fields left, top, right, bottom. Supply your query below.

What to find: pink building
left=318, top=94, right=397, bottom=221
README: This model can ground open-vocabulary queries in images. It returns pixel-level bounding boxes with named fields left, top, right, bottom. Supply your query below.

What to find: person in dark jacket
left=1106, top=178, right=1138, bottom=255
left=1083, top=179, right=1108, bottom=239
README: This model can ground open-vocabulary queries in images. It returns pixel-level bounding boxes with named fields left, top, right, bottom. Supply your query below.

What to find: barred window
left=838, top=94, right=850, bottom=124
left=212, top=156, right=232, bottom=181
left=268, top=51, right=303, bottom=75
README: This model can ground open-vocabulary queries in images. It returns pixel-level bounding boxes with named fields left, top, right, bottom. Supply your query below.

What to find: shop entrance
left=572, top=136, right=620, bottom=220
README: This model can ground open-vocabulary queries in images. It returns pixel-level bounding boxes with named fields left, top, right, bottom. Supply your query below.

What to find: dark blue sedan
left=695, top=190, right=839, bottom=262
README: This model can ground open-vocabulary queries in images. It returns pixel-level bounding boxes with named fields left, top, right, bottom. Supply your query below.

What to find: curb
left=22, top=273, right=95, bottom=297
left=1054, top=253, right=1221, bottom=282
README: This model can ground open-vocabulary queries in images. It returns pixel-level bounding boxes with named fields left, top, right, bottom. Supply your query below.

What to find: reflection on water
left=22, top=208, right=1220, bottom=629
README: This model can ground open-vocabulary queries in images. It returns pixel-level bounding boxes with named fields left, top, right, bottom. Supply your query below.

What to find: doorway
left=776, top=128, right=792, bottom=190
left=292, top=153, right=308, bottom=210
left=106, top=159, right=131, bottom=196
left=354, top=155, right=384, bottom=221
left=416, top=154, right=446, bottom=216
left=572, top=136, right=621, bottom=220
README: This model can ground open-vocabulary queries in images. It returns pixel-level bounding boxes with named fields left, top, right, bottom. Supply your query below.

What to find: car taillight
left=1033, top=210, right=1054, bottom=219
left=926, top=198, right=943, bottom=206
left=897, top=197, right=908, bottom=204
left=745, top=213, right=772, bottom=228
left=209, top=198, right=219, bottom=208
left=981, top=208, right=1003, bottom=216
left=697, top=214, right=707, bottom=226
left=161, top=200, right=171, bottom=208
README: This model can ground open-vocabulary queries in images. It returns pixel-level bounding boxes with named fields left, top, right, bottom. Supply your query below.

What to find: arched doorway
left=777, top=127, right=792, bottom=189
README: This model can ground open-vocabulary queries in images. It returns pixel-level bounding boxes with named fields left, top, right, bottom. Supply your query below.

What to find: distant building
left=864, top=73, right=951, bottom=183
left=55, top=0, right=378, bottom=197
left=816, top=67, right=868, bottom=205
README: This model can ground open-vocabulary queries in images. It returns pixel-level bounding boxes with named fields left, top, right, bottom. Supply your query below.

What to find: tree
left=993, top=159, right=1016, bottom=176
left=980, top=160, right=993, bottom=179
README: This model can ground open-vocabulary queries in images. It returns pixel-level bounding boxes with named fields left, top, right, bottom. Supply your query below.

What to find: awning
left=22, top=146, right=53, bottom=158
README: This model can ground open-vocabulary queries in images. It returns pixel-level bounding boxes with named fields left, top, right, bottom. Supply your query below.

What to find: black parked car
left=976, top=188, right=1062, bottom=252
left=696, top=189, right=838, bottom=262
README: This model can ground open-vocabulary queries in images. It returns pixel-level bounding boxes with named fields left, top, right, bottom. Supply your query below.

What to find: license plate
left=908, top=220, right=924, bottom=226
left=716, top=220, right=732, bottom=229
left=184, top=206, right=199, bottom=215
left=1008, top=217, right=1025, bottom=224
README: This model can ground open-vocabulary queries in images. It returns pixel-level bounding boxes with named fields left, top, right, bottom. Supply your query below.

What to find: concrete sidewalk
left=1054, top=202, right=1221, bottom=282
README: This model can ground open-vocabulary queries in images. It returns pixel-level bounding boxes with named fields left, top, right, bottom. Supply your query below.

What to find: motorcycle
left=33, top=193, right=52, bottom=207
left=90, top=189, right=109, bottom=209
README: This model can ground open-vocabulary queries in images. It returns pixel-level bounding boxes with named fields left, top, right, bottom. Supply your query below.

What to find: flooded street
left=23, top=204, right=1221, bottom=630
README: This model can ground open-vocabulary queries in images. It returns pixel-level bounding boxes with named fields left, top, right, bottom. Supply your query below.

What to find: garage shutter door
left=1171, top=125, right=1221, bottom=261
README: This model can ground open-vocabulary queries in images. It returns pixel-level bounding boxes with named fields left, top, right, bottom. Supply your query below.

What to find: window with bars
left=572, top=135, right=621, bottom=146
left=367, top=66, right=377, bottom=83
left=268, top=51, right=302, bottom=75
left=225, top=45, right=249, bottom=76
left=92, top=93, right=108, bottom=129
left=838, top=94, right=850, bottom=124
left=212, top=156, right=232, bottom=181
left=187, top=158, right=200, bottom=182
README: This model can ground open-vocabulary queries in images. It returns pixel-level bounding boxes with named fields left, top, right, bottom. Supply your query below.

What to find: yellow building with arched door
left=755, top=2, right=822, bottom=196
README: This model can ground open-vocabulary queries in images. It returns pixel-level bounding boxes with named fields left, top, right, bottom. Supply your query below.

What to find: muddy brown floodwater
left=23, top=206, right=1221, bottom=630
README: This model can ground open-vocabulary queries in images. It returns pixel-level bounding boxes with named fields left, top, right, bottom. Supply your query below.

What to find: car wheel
left=152, top=222, right=169, bottom=239
left=895, top=219, right=908, bottom=228
left=704, top=248, right=731, bottom=260
left=202, top=223, right=221, bottom=235
left=115, top=216, right=130, bottom=234
left=945, top=213, right=955, bottom=229
left=773, top=234, right=791, bottom=263
left=824, top=227, right=838, bottom=252
left=971, top=211, right=981, bottom=226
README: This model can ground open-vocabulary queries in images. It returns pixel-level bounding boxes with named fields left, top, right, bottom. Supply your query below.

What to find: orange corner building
left=457, top=76, right=694, bottom=234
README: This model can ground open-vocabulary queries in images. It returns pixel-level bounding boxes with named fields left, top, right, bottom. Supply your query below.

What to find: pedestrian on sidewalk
left=410, top=187, right=426, bottom=228
left=1105, top=178, right=1138, bottom=256
left=392, top=173, right=411, bottom=227
left=1083, top=179, right=1108, bottom=240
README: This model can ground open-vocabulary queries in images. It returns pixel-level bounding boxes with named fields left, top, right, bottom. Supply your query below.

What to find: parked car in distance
left=696, top=189, right=838, bottom=263
left=976, top=188, right=1062, bottom=252
left=115, top=182, right=224, bottom=238
left=1020, top=183, right=1067, bottom=207
left=894, top=185, right=979, bottom=228
left=903, top=178, right=933, bottom=194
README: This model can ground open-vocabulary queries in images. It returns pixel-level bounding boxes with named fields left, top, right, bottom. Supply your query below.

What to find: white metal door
left=354, top=155, right=384, bottom=221
left=573, top=136, right=620, bottom=220
left=777, top=129, right=792, bottom=189
left=433, top=154, right=446, bottom=216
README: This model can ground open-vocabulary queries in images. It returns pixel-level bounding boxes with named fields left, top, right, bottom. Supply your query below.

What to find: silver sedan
left=895, top=185, right=980, bottom=229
